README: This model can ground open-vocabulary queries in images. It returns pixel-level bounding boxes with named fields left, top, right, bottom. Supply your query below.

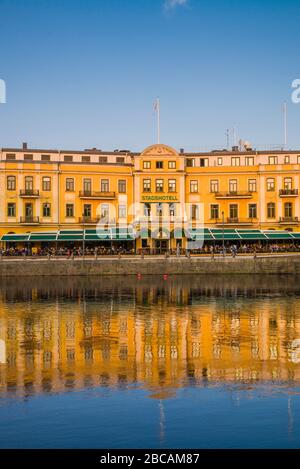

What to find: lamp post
left=222, top=211, right=225, bottom=257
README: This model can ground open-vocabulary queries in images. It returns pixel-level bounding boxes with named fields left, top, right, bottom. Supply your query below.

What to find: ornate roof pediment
left=140, top=144, right=179, bottom=158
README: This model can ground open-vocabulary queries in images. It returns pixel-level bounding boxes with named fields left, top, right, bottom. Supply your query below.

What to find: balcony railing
left=214, top=191, right=253, bottom=199
left=19, top=189, right=39, bottom=197
left=79, top=191, right=115, bottom=199
left=79, top=217, right=101, bottom=224
left=279, top=189, right=298, bottom=196
left=20, top=216, right=40, bottom=224
left=215, top=217, right=258, bottom=225
left=279, top=216, right=299, bottom=223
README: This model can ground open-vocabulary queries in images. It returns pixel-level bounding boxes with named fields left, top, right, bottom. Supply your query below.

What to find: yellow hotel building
left=1, top=142, right=300, bottom=250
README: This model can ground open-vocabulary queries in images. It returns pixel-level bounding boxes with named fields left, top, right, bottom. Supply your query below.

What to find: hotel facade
left=1, top=142, right=300, bottom=251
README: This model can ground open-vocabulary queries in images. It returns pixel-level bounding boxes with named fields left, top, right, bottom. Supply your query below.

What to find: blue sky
left=0, top=0, right=299, bottom=151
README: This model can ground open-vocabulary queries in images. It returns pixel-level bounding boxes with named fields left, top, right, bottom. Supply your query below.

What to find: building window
left=217, top=157, right=223, bottom=166
left=83, top=204, right=91, bottom=217
left=248, top=179, right=257, bottom=192
left=190, top=180, right=198, bottom=193
left=156, top=161, right=163, bottom=169
left=210, top=180, right=219, bottom=193
left=101, top=179, right=109, bottom=192
left=248, top=204, right=257, bottom=219
left=143, top=179, right=151, bottom=192
left=25, top=203, right=33, bottom=217
left=116, top=156, right=125, bottom=163
left=284, top=155, right=290, bottom=164
left=229, top=179, right=237, bottom=193
left=41, top=154, right=50, bottom=161
left=118, top=205, right=126, bottom=218
left=269, top=155, right=278, bottom=165
left=156, top=179, right=163, bottom=192
left=284, top=177, right=292, bottom=190
left=229, top=204, right=238, bottom=219
left=84, top=178, right=92, bottom=193
left=101, top=204, right=109, bottom=220
left=266, top=178, right=275, bottom=191
left=6, top=153, right=16, bottom=160
left=82, top=155, right=90, bottom=163
left=43, top=203, right=51, bottom=217
left=66, top=204, right=74, bottom=217
left=42, top=177, right=51, bottom=191
left=168, top=179, right=176, bottom=192
left=7, top=203, right=16, bottom=217
left=169, top=203, right=176, bottom=217
left=144, top=203, right=151, bottom=216
left=191, top=204, right=199, bottom=220
left=211, top=204, right=219, bottom=219
left=7, top=176, right=16, bottom=191
left=24, top=154, right=33, bottom=161
left=25, top=176, right=33, bottom=191
left=143, top=161, right=151, bottom=169
left=66, top=178, right=74, bottom=191
left=200, top=158, right=209, bottom=167
left=267, top=202, right=275, bottom=219
left=245, top=156, right=254, bottom=166
left=231, top=157, right=240, bottom=166
left=186, top=158, right=195, bottom=167
left=64, top=155, right=73, bottom=162
left=284, top=202, right=293, bottom=218
left=118, top=180, right=126, bottom=193
left=168, top=161, right=176, bottom=169
left=99, top=156, right=108, bottom=163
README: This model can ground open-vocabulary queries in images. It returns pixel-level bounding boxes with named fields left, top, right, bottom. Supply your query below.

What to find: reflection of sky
left=0, top=386, right=299, bottom=449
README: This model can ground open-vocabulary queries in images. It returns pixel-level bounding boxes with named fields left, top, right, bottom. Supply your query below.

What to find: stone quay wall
left=0, top=255, right=299, bottom=277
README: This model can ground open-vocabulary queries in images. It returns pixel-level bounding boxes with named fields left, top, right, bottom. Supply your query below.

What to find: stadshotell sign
left=141, top=195, right=178, bottom=202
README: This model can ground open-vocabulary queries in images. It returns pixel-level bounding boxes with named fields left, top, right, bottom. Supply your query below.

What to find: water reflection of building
left=1, top=279, right=300, bottom=398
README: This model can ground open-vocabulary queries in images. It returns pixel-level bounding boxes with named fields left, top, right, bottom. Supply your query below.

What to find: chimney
left=180, top=148, right=184, bottom=154
left=22, top=142, right=28, bottom=150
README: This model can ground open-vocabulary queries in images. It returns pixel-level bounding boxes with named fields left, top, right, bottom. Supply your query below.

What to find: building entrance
left=155, top=239, right=169, bottom=254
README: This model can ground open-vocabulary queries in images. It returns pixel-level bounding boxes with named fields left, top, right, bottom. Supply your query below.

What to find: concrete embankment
left=0, top=255, right=299, bottom=276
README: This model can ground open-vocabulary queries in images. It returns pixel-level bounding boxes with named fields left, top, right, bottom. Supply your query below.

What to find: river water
left=0, top=275, right=300, bottom=448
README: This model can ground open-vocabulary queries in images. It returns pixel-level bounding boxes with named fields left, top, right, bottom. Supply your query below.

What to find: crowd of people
left=1, top=242, right=300, bottom=257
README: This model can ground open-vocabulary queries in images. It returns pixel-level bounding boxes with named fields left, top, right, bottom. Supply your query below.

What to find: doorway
left=155, top=239, right=169, bottom=254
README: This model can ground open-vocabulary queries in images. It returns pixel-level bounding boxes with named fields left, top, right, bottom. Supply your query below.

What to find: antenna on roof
left=226, top=129, right=230, bottom=150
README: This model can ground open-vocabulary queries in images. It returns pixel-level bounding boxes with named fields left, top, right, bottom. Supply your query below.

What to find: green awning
left=111, top=228, right=135, bottom=240
left=291, top=233, right=300, bottom=239
left=29, top=233, right=57, bottom=241
left=57, top=230, right=83, bottom=241
left=238, top=233, right=267, bottom=240
left=213, top=233, right=241, bottom=240
left=1, top=234, right=30, bottom=241
left=264, top=232, right=294, bottom=240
